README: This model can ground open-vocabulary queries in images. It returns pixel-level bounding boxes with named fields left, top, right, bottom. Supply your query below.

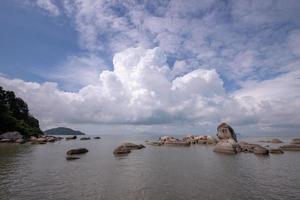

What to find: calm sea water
left=0, top=134, right=300, bottom=200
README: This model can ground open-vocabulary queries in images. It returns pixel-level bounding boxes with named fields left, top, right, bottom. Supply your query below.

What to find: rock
left=15, top=139, right=26, bottom=144
left=159, top=136, right=178, bottom=143
left=80, top=137, right=91, bottom=140
left=93, top=136, right=101, bottom=139
left=239, top=142, right=262, bottom=153
left=291, top=138, right=300, bottom=144
left=37, top=138, right=47, bottom=143
left=0, top=139, right=12, bottom=143
left=271, top=139, right=283, bottom=144
left=213, top=142, right=237, bottom=154
left=66, top=148, right=89, bottom=155
left=113, top=146, right=131, bottom=155
left=0, top=131, right=23, bottom=140
left=216, top=122, right=237, bottom=142
left=280, top=144, right=300, bottom=151
left=47, top=137, right=56, bottom=142
left=206, top=136, right=218, bottom=144
left=145, top=141, right=162, bottom=146
left=120, top=143, right=145, bottom=150
left=182, top=135, right=197, bottom=144
left=66, top=136, right=77, bottom=140
left=66, top=156, right=80, bottom=161
left=254, top=146, right=269, bottom=155
left=164, top=141, right=191, bottom=146
left=270, top=148, right=284, bottom=154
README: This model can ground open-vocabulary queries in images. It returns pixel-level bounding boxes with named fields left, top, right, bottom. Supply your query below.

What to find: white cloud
left=36, top=0, right=60, bottom=16
left=1, top=47, right=300, bottom=135
left=288, top=29, right=300, bottom=57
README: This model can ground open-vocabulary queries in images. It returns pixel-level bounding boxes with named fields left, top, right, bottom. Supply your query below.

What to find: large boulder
left=213, top=141, right=238, bottom=154
left=217, top=123, right=237, bottom=142
left=66, top=148, right=89, bottom=155
left=0, top=131, right=23, bottom=140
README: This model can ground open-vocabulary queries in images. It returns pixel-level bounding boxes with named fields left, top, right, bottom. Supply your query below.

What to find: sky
left=0, top=0, right=300, bottom=136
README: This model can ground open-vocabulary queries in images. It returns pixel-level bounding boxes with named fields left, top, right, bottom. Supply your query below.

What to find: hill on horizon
left=44, top=127, right=85, bottom=135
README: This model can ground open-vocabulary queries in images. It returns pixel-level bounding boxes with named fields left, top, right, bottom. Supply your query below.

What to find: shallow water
left=0, top=135, right=300, bottom=200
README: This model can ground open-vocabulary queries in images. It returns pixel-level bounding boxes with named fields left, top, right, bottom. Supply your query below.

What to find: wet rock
left=80, top=137, right=91, bottom=140
left=271, top=139, right=283, bottom=144
left=66, top=156, right=80, bottom=161
left=0, top=139, right=12, bottom=143
left=93, top=136, right=101, bottom=139
left=164, top=141, right=191, bottom=146
left=217, top=122, right=237, bottom=142
left=206, top=136, right=218, bottom=145
left=66, top=148, right=89, bottom=155
left=280, top=144, right=300, bottom=151
left=254, top=146, right=269, bottom=155
left=66, top=136, right=77, bottom=140
left=15, top=139, right=26, bottom=144
left=269, top=148, right=284, bottom=154
left=291, top=138, right=300, bottom=144
left=113, top=146, right=131, bottom=155
left=0, top=131, right=23, bottom=140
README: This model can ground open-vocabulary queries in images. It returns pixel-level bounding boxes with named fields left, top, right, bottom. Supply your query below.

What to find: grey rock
left=66, top=148, right=88, bottom=155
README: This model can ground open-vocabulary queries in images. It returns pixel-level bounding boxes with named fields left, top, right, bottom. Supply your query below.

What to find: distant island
left=44, top=127, right=85, bottom=135
left=0, top=87, right=42, bottom=138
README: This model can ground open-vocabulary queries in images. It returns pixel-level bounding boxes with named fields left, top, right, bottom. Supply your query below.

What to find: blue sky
left=0, top=0, right=300, bottom=135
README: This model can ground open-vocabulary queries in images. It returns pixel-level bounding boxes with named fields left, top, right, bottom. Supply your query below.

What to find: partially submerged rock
left=113, top=143, right=145, bottom=155
left=280, top=144, right=300, bottom=151
left=66, top=156, right=80, bottom=161
left=66, top=148, right=88, bottom=155
left=164, top=141, right=191, bottom=146
left=66, top=136, right=77, bottom=140
left=291, top=138, right=300, bottom=144
left=213, top=142, right=238, bottom=154
left=253, top=146, right=269, bottom=155
left=113, top=146, right=131, bottom=155
left=93, top=136, right=101, bottom=139
left=80, top=137, right=91, bottom=140
left=270, top=148, right=284, bottom=154
left=271, top=139, right=283, bottom=144
left=120, top=143, right=145, bottom=150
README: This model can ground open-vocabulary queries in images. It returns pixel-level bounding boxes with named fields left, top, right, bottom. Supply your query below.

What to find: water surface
left=0, top=135, right=299, bottom=200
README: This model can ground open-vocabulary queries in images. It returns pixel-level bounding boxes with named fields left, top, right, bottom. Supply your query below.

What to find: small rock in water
left=80, top=137, right=91, bottom=140
left=269, top=148, right=284, bottom=154
left=280, top=144, right=300, bottom=151
left=66, top=136, right=77, bottom=140
left=66, top=148, right=89, bottom=155
left=93, top=136, right=101, bottom=139
left=66, top=156, right=80, bottom=161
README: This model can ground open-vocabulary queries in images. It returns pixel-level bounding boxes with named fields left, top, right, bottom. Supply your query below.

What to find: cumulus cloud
left=1, top=47, right=300, bottom=135
left=36, top=0, right=60, bottom=16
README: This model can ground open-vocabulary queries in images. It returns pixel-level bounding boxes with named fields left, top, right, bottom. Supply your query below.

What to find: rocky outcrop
left=213, top=123, right=239, bottom=154
left=66, top=148, right=89, bottom=155
left=280, top=144, right=300, bottom=151
left=0, top=131, right=23, bottom=140
left=216, top=122, right=237, bottom=142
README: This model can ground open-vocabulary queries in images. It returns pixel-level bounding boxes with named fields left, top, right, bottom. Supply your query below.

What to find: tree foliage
left=0, top=86, right=42, bottom=137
